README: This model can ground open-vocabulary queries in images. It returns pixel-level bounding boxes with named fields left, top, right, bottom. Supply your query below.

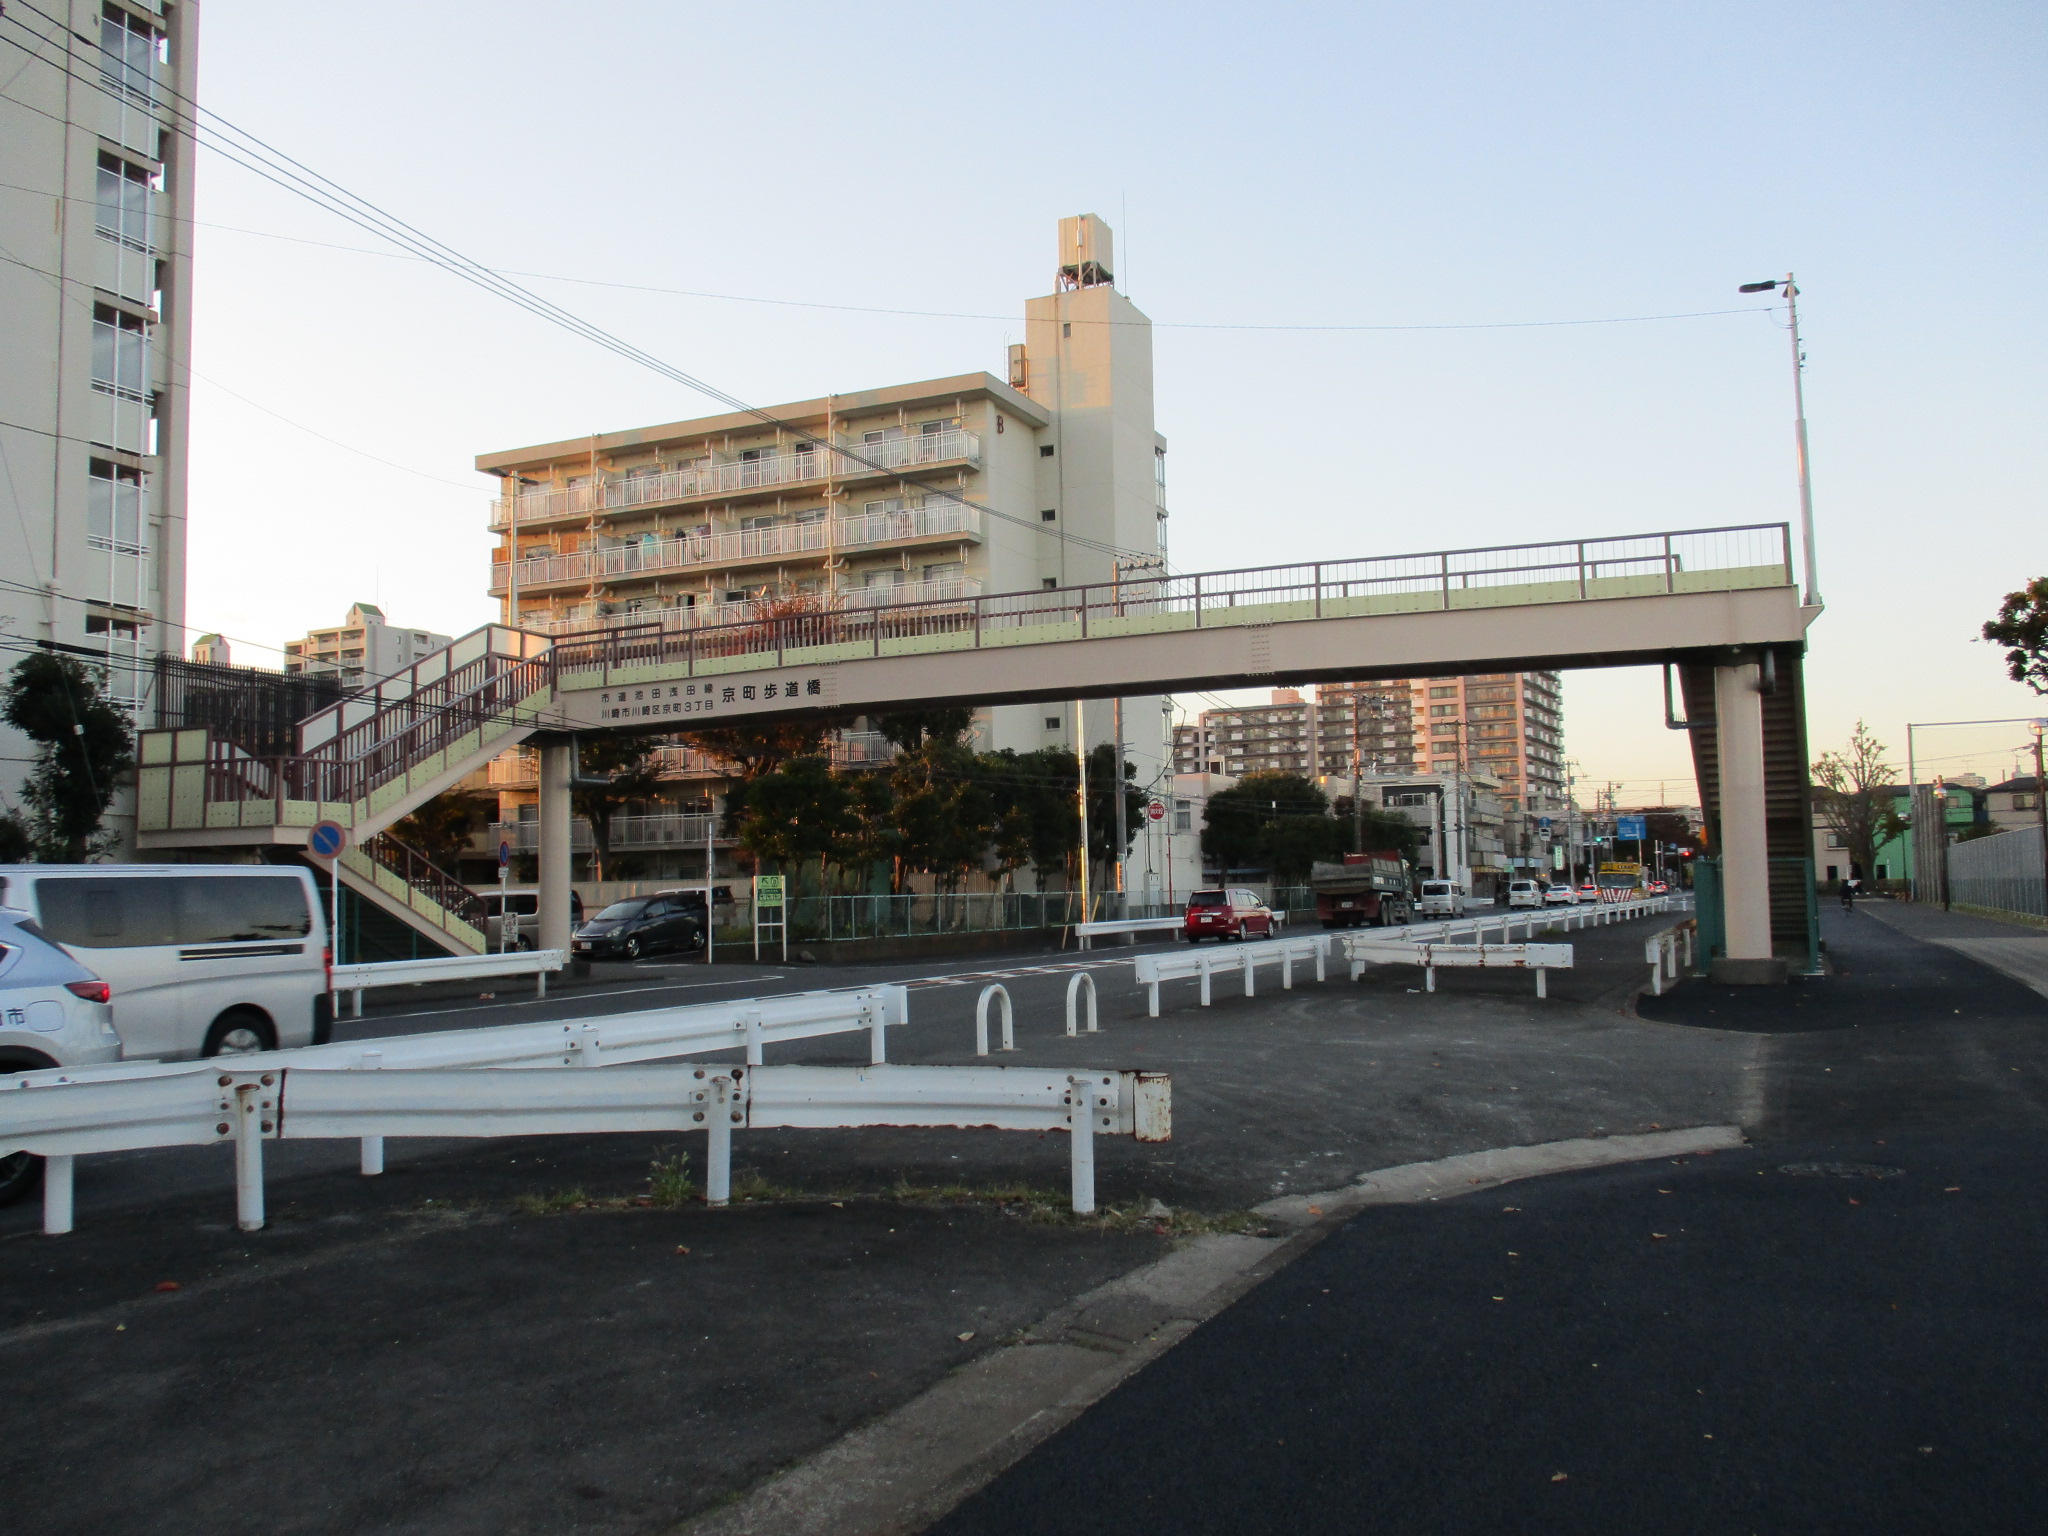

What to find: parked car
left=1183, top=888, right=1276, bottom=942
left=572, top=894, right=705, bottom=959
left=1542, top=882, right=1580, bottom=906
left=479, top=888, right=584, bottom=950
left=1505, top=879, right=1546, bottom=910
left=1, top=907, right=124, bottom=1205
left=0, top=865, right=331, bottom=1059
left=1415, top=880, right=1468, bottom=917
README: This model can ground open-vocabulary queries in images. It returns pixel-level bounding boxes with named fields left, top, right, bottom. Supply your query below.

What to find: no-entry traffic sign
left=1145, top=799, right=1167, bottom=822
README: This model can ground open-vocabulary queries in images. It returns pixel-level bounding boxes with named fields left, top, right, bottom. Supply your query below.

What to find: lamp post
left=1738, top=275, right=1820, bottom=607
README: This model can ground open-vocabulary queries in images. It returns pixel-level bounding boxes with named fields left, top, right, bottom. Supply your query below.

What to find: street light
left=1739, top=275, right=1820, bottom=608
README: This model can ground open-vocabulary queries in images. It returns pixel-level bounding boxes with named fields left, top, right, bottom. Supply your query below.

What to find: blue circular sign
left=498, top=839, right=514, bottom=869
left=309, top=819, right=347, bottom=859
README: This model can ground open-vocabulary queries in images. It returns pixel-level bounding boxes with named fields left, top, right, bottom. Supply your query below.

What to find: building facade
left=0, top=0, right=198, bottom=809
left=283, top=603, right=451, bottom=689
left=475, top=216, right=1172, bottom=883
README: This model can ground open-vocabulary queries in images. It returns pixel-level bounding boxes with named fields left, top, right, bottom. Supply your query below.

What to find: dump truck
left=1311, top=852, right=1414, bottom=928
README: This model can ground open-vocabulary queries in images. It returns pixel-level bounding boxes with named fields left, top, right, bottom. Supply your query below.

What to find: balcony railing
left=488, top=501, right=983, bottom=594
left=489, top=815, right=731, bottom=852
left=525, top=575, right=984, bottom=637
left=488, top=428, right=984, bottom=528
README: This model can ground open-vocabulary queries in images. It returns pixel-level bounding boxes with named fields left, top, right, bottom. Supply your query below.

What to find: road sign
left=754, top=875, right=785, bottom=907
left=1617, top=814, right=1647, bottom=841
left=308, top=820, right=347, bottom=859
left=498, top=839, right=514, bottom=869
left=1537, top=816, right=1551, bottom=831
left=1145, top=799, right=1167, bottom=822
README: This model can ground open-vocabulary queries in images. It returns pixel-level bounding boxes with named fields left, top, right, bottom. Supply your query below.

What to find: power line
left=0, top=25, right=1147, bottom=566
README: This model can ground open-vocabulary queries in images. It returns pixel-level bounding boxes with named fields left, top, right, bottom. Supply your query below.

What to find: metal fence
left=1945, top=827, right=2047, bottom=920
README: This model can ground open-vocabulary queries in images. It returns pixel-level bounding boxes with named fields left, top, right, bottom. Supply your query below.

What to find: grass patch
left=647, top=1148, right=696, bottom=1207
left=513, top=1185, right=592, bottom=1215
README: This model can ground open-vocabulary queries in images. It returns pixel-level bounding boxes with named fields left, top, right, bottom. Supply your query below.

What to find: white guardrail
left=1133, top=933, right=1331, bottom=1016
left=5, top=1060, right=1169, bottom=1236
left=1644, top=919, right=1698, bottom=995
left=330, top=949, right=568, bottom=1015
left=1343, top=937, right=1574, bottom=997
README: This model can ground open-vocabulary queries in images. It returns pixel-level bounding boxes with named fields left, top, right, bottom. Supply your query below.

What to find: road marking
left=364, top=975, right=791, bottom=1022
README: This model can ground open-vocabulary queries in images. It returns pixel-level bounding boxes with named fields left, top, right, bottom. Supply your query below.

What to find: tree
left=1982, top=577, right=2048, bottom=694
left=1084, top=742, right=1146, bottom=890
left=1, top=652, right=133, bottom=861
left=681, top=719, right=832, bottom=782
left=1812, top=720, right=1906, bottom=881
left=884, top=713, right=995, bottom=894
left=388, top=788, right=493, bottom=870
left=1202, top=772, right=1346, bottom=884
left=1330, top=796, right=1424, bottom=863
left=573, top=733, right=669, bottom=879
left=732, top=755, right=852, bottom=891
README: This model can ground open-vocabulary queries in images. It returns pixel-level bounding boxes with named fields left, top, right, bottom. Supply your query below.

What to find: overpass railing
left=550, top=522, right=1793, bottom=677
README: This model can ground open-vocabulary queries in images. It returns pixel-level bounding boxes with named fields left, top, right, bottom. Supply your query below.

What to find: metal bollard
left=1198, top=953, right=1214, bottom=1007
left=867, top=994, right=888, bottom=1065
left=743, top=1009, right=764, bottom=1066
left=360, top=1048, right=385, bottom=1176
left=975, top=984, right=1015, bottom=1055
left=1065, top=971, right=1098, bottom=1036
left=43, top=1153, right=74, bottom=1236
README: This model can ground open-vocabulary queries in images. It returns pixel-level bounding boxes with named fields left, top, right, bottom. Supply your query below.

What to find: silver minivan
left=1416, top=880, right=1468, bottom=917
left=479, top=888, right=584, bottom=951
left=0, top=865, right=330, bottom=1059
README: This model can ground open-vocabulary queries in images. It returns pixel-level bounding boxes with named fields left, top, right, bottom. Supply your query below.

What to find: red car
left=1184, top=888, right=1277, bottom=942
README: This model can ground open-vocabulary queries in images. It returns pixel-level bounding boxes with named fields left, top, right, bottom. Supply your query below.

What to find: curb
left=669, top=1123, right=1744, bottom=1536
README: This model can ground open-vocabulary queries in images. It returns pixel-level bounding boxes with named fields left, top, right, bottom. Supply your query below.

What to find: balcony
left=488, top=428, right=984, bottom=530
left=489, top=814, right=732, bottom=852
left=489, top=501, right=984, bottom=595
left=523, top=574, right=984, bottom=637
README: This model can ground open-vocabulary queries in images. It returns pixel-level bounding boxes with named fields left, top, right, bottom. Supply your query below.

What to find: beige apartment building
left=476, top=217, right=1172, bottom=878
left=283, top=603, right=450, bottom=689
left=0, top=0, right=198, bottom=808
left=1173, top=672, right=1566, bottom=816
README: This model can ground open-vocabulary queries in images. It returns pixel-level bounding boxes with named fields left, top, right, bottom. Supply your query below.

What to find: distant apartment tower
left=284, top=604, right=451, bottom=688
left=1171, top=671, right=1566, bottom=814
left=476, top=215, right=1169, bottom=817
left=0, top=0, right=198, bottom=775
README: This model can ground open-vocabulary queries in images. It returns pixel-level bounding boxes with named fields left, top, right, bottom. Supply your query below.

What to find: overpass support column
left=1712, top=662, right=1785, bottom=984
left=538, top=736, right=575, bottom=954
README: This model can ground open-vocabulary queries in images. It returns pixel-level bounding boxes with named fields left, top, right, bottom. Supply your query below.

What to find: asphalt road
left=928, top=904, right=2048, bottom=1536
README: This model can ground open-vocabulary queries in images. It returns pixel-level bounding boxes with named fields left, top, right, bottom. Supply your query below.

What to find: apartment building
left=0, top=0, right=198, bottom=798
left=476, top=216, right=1172, bottom=881
left=1172, top=672, right=1565, bottom=815
left=284, top=603, right=451, bottom=688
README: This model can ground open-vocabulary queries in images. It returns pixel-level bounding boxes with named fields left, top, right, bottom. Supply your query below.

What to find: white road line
left=363, top=975, right=790, bottom=1022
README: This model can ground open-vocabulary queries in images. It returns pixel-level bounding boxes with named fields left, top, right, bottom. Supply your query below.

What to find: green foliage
left=574, top=733, right=670, bottom=877
left=733, top=755, right=853, bottom=877
left=1, top=652, right=133, bottom=861
left=887, top=726, right=997, bottom=893
left=1982, top=577, right=2048, bottom=694
left=1201, top=772, right=1346, bottom=882
left=1812, top=720, right=1907, bottom=880
left=681, top=719, right=833, bottom=781
left=646, top=1148, right=695, bottom=1207
left=1330, top=796, right=1424, bottom=862
left=388, top=788, right=493, bottom=870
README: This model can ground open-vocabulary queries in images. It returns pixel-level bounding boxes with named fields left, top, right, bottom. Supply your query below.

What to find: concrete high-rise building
left=283, top=604, right=451, bottom=689
left=475, top=216, right=1171, bottom=882
left=0, top=0, right=198, bottom=773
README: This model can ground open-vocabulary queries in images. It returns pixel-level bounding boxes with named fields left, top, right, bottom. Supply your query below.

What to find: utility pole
left=1739, top=273, right=1820, bottom=607
left=1112, top=697, right=1127, bottom=916
left=1074, top=699, right=1091, bottom=922
left=2034, top=721, right=2048, bottom=917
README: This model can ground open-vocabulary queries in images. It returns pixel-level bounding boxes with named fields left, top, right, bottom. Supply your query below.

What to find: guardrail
left=330, top=949, right=569, bottom=1015
left=1371, top=894, right=1686, bottom=948
left=1133, top=933, right=1330, bottom=1016
left=1344, top=937, right=1574, bottom=997
left=8, top=1059, right=1169, bottom=1234
left=1075, top=916, right=1185, bottom=950
left=1643, top=919, right=1698, bottom=995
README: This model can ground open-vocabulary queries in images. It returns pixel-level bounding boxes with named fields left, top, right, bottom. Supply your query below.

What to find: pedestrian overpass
left=137, top=521, right=1816, bottom=980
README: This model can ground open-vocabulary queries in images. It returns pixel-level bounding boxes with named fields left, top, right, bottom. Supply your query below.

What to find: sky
left=175, top=1, right=2047, bottom=798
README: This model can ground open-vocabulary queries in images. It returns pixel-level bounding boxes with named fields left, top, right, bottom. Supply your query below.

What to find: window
left=1039, top=444, right=1055, bottom=457
left=1429, top=704, right=1459, bottom=717
left=95, top=154, right=155, bottom=252
left=1062, top=322, right=1071, bottom=338
left=100, top=6, right=164, bottom=105
left=85, top=614, right=140, bottom=640
left=88, top=459, right=145, bottom=552
left=1431, top=722, right=1460, bottom=736
left=1826, top=832, right=1847, bottom=848
left=1045, top=717, right=1061, bottom=730
left=1041, top=508, right=1057, bottom=521
left=35, top=875, right=309, bottom=948
left=92, top=305, right=149, bottom=401
left=1042, top=577, right=1058, bottom=590
left=1429, top=686, right=1458, bottom=699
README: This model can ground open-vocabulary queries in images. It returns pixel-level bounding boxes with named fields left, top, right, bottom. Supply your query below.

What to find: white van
left=0, top=865, right=330, bottom=1059
left=1505, top=879, right=1545, bottom=910
left=1416, top=880, right=1468, bottom=917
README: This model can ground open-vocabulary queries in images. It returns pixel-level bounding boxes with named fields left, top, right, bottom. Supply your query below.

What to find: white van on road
left=0, top=865, right=331, bottom=1059
left=1415, top=880, right=1468, bottom=917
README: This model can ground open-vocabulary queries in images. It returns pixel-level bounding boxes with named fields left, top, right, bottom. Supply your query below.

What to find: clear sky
left=177, top=1, right=2047, bottom=796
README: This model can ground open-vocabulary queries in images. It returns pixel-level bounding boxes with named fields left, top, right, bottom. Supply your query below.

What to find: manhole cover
left=1778, top=1161, right=1906, bottom=1180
